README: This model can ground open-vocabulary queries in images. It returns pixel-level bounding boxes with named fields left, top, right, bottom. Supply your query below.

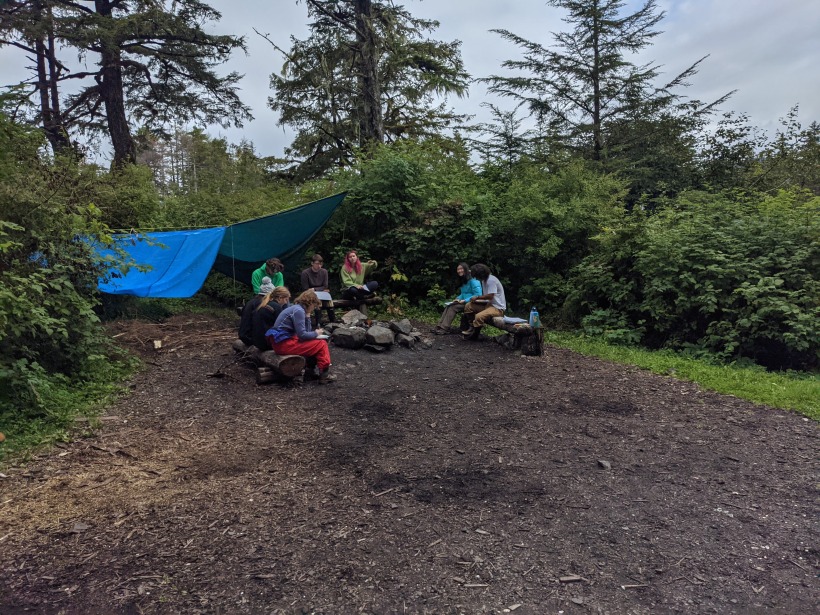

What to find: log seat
left=231, top=339, right=306, bottom=383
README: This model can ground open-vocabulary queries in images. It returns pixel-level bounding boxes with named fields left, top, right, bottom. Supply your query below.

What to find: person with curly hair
left=266, top=289, right=335, bottom=384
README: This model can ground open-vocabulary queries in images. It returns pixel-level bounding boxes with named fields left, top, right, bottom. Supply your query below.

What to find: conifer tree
left=267, top=0, right=469, bottom=179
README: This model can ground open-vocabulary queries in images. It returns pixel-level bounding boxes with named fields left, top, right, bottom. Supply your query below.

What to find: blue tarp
left=98, top=227, right=227, bottom=298
left=96, top=193, right=346, bottom=298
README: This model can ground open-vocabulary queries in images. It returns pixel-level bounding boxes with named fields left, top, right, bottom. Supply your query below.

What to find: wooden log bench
left=332, top=295, right=383, bottom=316
left=489, top=317, right=543, bottom=356
left=231, top=339, right=306, bottom=384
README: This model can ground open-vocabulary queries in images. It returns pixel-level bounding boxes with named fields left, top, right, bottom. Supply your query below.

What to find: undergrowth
left=0, top=353, right=138, bottom=464
left=542, top=331, right=819, bottom=420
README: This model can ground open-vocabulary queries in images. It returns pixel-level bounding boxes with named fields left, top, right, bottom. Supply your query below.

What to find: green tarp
left=98, top=193, right=345, bottom=298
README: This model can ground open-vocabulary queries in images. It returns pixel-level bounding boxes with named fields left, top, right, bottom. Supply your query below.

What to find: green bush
left=312, top=140, right=497, bottom=299
left=0, top=110, right=134, bottom=454
left=488, top=159, right=627, bottom=314
left=568, top=190, right=820, bottom=369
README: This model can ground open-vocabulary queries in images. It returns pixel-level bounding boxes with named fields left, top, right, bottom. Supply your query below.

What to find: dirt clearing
left=1, top=314, right=816, bottom=614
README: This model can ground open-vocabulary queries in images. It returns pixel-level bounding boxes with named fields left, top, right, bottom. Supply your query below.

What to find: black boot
left=318, top=366, right=336, bottom=384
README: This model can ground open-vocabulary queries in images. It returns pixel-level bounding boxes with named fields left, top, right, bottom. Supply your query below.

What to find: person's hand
left=367, top=259, right=376, bottom=266
left=316, top=328, right=325, bottom=335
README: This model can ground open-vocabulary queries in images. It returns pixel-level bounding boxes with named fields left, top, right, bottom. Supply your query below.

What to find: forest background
left=0, top=0, right=817, bottom=455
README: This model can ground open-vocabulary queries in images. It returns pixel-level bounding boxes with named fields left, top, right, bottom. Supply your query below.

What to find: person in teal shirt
left=434, top=262, right=482, bottom=334
left=251, top=258, right=284, bottom=294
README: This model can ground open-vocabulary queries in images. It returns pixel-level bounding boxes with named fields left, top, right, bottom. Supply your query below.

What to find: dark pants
left=341, top=281, right=379, bottom=301
left=311, top=300, right=337, bottom=325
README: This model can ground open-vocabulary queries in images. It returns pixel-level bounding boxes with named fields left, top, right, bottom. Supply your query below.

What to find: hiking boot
left=318, top=366, right=336, bottom=385
left=461, top=326, right=475, bottom=337
left=433, top=327, right=447, bottom=335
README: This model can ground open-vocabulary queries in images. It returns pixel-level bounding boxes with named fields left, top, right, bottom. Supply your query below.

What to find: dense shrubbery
left=312, top=140, right=497, bottom=308
left=0, top=112, right=134, bottom=451
left=567, top=190, right=819, bottom=369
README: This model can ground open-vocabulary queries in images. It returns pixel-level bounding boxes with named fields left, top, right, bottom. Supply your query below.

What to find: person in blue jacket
left=434, top=262, right=482, bottom=335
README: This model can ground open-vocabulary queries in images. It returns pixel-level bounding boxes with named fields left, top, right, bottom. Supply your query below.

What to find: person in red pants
left=266, top=289, right=335, bottom=384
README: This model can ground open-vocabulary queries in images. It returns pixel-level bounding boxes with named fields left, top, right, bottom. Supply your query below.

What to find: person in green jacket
left=340, top=250, right=379, bottom=301
left=251, top=258, right=284, bottom=294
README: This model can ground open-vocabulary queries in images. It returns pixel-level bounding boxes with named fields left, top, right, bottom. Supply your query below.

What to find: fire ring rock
left=366, top=325, right=396, bottom=346
left=331, top=326, right=367, bottom=349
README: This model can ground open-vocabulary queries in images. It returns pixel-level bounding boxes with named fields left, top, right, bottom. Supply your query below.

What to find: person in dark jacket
left=239, top=276, right=275, bottom=346
left=251, top=286, right=291, bottom=351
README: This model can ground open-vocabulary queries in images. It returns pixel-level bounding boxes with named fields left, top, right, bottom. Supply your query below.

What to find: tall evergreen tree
left=1, top=1, right=251, bottom=166
left=266, top=0, right=469, bottom=179
left=485, top=0, right=729, bottom=165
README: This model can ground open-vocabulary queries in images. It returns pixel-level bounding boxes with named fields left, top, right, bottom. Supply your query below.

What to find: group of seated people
left=239, top=250, right=381, bottom=384
left=239, top=252, right=505, bottom=384
left=433, top=262, right=506, bottom=339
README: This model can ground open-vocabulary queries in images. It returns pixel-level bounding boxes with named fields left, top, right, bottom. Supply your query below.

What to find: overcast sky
left=2, top=0, right=819, bottom=158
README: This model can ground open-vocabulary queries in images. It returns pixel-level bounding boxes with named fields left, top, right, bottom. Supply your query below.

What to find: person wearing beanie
left=259, top=276, right=276, bottom=295
left=251, top=257, right=284, bottom=294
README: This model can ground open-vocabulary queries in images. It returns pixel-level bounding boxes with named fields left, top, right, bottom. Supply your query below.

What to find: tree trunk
left=354, top=0, right=383, bottom=147
left=96, top=0, right=136, bottom=167
left=591, top=4, right=603, bottom=162
left=33, top=2, right=72, bottom=155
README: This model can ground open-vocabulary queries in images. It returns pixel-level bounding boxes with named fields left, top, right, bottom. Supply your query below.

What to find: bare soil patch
left=1, top=314, right=817, bottom=614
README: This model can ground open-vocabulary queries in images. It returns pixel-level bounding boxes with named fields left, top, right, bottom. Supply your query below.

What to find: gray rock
left=331, top=326, right=367, bottom=349
left=341, top=309, right=368, bottom=325
left=363, top=343, right=389, bottom=353
left=396, top=333, right=415, bottom=349
left=366, top=325, right=396, bottom=346
left=597, top=459, right=612, bottom=470
left=389, top=318, right=414, bottom=335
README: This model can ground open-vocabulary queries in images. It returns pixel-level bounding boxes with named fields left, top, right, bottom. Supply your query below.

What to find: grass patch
left=0, top=354, right=139, bottom=465
left=543, top=331, right=819, bottom=420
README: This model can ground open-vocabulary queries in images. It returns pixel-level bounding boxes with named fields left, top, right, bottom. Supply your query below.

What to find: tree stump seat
left=489, top=317, right=543, bottom=356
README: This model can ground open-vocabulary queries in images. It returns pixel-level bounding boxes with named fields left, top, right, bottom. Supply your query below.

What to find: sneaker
left=461, top=326, right=475, bottom=337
